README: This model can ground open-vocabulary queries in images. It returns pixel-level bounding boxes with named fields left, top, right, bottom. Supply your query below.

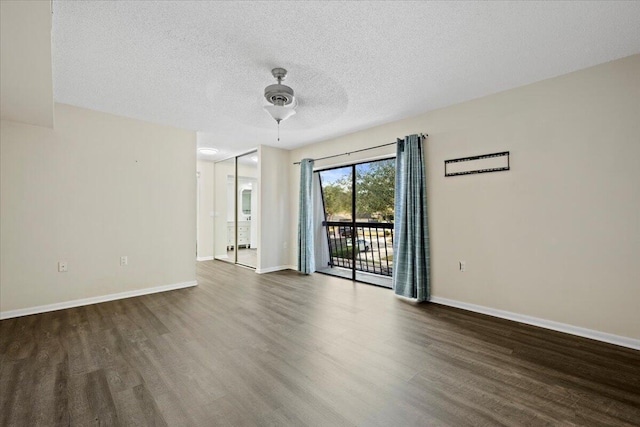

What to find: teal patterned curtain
left=393, top=134, right=430, bottom=301
left=298, top=159, right=315, bottom=274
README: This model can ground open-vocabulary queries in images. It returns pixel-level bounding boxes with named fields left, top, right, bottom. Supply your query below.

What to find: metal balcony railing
left=323, top=221, right=394, bottom=276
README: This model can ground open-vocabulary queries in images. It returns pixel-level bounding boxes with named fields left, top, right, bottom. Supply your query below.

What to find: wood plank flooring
left=1, top=261, right=639, bottom=426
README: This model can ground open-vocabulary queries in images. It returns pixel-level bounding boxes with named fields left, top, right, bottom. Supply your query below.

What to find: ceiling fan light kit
left=263, top=104, right=296, bottom=122
left=264, top=68, right=297, bottom=141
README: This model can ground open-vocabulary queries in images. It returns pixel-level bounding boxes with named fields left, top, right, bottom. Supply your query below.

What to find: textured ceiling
left=52, top=1, right=640, bottom=159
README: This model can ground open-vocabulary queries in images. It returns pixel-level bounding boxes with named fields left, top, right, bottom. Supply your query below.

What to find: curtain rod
left=293, top=133, right=428, bottom=165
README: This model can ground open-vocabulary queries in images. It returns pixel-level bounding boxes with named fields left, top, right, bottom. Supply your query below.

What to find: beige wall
left=197, top=160, right=214, bottom=259
left=1, top=104, right=196, bottom=314
left=258, top=145, right=292, bottom=272
left=289, top=55, right=640, bottom=340
left=0, top=0, right=54, bottom=128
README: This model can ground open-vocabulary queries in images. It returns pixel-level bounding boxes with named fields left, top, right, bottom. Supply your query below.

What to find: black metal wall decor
left=444, top=151, right=510, bottom=177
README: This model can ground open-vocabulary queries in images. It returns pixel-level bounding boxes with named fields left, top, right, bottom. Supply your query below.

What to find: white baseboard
left=430, top=296, right=640, bottom=351
left=256, top=265, right=295, bottom=274
left=196, top=256, right=214, bottom=261
left=0, top=281, right=198, bottom=320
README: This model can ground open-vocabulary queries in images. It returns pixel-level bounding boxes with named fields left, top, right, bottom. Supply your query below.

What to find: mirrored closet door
left=214, top=151, right=258, bottom=268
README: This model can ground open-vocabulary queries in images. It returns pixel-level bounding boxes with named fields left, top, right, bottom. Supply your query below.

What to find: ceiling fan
left=263, top=68, right=297, bottom=141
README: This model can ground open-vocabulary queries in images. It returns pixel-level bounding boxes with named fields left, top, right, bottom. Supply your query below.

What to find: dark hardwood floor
left=1, top=261, right=639, bottom=426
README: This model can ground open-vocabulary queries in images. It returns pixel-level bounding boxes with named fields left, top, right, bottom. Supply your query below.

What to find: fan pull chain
left=277, top=121, right=280, bottom=142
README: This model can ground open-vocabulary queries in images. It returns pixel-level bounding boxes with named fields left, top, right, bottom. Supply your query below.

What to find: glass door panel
left=354, top=159, right=395, bottom=287
left=318, top=166, right=354, bottom=280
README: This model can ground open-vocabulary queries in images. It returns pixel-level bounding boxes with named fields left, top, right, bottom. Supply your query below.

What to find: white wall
left=289, top=55, right=640, bottom=340
left=0, top=104, right=196, bottom=314
left=197, top=160, right=214, bottom=260
left=258, top=145, right=292, bottom=272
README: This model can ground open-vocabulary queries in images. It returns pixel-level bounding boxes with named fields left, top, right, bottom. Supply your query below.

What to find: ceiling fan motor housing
left=264, top=84, right=294, bottom=106
left=264, top=68, right=295, bottom=106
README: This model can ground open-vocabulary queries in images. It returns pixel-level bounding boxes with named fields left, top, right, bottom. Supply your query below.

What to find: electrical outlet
left=58, top=261, right=68, bottom=272
left=459, top=261, right=466, bottom=272
left=120, top=256, right=128, bottom=266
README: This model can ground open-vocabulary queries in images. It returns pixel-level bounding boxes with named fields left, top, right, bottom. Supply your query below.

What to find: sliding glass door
left=316, top=158, right=395, bottom=287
